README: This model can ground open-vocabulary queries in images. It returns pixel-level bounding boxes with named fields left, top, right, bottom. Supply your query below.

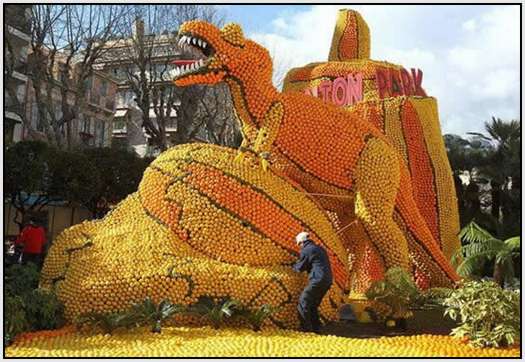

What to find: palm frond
left=456, top=255, right=488, bottom=277
left=220, top=299, right=241, bottom=317
left=459, top=221, right=497, bottom=243
left=450, top=248, right=464, bottom=267
left=495, top=250, right=514, bottom=265
left=504, top=236, right=520, bottom=250
left=461, top=238, right=503, bottom=258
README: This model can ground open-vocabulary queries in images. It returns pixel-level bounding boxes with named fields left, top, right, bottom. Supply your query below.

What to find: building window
left=30, top=102, right=40, bottom=130
left=100, top=80, right=107, bottom=96
left=82, top=116, right=91, bottom=134
left=94, top=119, right=105, bottom=147
left=84, top=77, right=92, bottom=92
left=106, top=97, right=115, bottom=111
left=91, top=91, right=100, bottom=106
left=165, top=117, right=177, bottom=130
left=113, top=119, right=126, bottom=132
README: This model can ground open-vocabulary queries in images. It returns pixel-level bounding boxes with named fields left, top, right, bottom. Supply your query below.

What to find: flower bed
left=6, top=326, right=519, bottom=358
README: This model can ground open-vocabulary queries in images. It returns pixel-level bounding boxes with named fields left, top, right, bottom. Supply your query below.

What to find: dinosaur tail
left=395, top=166, right=461, bottom=288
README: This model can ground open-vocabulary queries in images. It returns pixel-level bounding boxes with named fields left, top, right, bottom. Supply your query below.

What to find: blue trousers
left=297, top=281, right=331, bottom=332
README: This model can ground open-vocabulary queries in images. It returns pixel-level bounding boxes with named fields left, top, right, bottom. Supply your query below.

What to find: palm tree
left=479, top=118, right=520, bottom=228
left=187, top=296, right=241, bottom=329
left=452, top=221, right=520, bottom=287
left=444, top=118, right=520, bottom=238
left=130, top=298, right=185, bottom=333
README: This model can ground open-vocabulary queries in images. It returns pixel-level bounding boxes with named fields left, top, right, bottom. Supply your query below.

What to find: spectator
left=15, top=217, right=47, bottom=267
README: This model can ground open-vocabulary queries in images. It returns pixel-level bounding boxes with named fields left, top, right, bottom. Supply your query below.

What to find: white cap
left=295, top=231, right=309, bottom=244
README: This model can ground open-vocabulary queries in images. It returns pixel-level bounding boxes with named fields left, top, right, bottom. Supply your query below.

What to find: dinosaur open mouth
left=172, top=33, right=214, bottom=79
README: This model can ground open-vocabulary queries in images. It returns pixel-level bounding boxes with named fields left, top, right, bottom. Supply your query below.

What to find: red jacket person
left=15, top=218, right=47, bottom=267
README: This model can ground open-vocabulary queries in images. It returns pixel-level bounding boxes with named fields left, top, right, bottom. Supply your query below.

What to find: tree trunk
left=493, top=262, right=505, bottom=288
left=490, top=181, right=501, bottom=221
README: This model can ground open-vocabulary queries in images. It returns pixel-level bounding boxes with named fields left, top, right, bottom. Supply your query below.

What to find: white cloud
left=247, top=5, right=520, bottom=136
left=462, top=19, right=477, bottom=32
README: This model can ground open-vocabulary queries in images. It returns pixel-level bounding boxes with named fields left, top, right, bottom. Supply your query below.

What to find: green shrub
left=4, top=263, right=66, bottom=345
left=187, top=296, right=241, bottom=329
left=365, top=267, right=421, bottom=321
left=4, top=294, right=29, bottom=347
left=444, top=280, right=520, bottom=348
left=24, top=289, right=65, bottom=331
left=130, top=298, right=185, bottom=333
left=416, top=287, right=454, bottom=309
left=4, top=262, right=40, bottom=297
left=238, top=304, right=280, bottom=331
left=75, top=311, right=140, bottom=335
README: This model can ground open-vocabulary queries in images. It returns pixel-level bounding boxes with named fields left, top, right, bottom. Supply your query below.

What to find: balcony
left=7, top=25, right=30, bottom=47
left=112, top=109, right=128, bottom=134
left=10, top=70, right=28, bottom=83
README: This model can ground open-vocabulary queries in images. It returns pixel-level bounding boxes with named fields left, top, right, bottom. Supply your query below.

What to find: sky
left=221, top=4, right=521, bottom=137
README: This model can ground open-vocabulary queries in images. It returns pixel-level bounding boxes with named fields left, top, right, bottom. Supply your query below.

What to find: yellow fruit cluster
left=41, top=144, right=348, bottom=327
left=6, top=326, right=519, bottom=357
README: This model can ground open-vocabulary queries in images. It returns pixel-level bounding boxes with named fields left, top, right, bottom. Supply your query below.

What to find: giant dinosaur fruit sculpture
left=41, top=10, right=461, bottom=328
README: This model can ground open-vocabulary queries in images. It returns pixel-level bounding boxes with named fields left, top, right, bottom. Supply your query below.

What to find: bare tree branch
left=27, top=4, right=129, bottom=149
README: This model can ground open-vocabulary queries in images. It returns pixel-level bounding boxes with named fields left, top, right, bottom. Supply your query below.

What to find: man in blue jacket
left=293, top=231, right=333, bottom=333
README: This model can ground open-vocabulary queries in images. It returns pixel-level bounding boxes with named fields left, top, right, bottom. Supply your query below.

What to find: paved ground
left=320, top=309, right=456, bottom=338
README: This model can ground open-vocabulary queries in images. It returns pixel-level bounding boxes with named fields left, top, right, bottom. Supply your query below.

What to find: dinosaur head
left=173, top=21, right=273, bottom=87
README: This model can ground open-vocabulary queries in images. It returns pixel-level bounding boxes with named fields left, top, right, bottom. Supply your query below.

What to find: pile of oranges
left=6, top=326, right=520, bottom=357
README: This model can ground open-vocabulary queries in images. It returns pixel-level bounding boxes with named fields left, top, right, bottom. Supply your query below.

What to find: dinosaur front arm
left=253, top=101, right=284, bottom=153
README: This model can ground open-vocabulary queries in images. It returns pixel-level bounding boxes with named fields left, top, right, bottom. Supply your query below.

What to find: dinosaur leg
left=354, top=137, right=410, bottom=272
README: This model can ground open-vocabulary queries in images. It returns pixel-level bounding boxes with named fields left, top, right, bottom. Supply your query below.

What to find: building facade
left=95, top=19, right=187, bottom=157
left=22, top=51, right=118, bottom=148
left=4, top=4, right=32, bottom=144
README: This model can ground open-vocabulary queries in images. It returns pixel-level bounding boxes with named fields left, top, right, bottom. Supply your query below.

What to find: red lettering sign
left=375, top=67, right=426, bottom=99
left=411, top=68, right=427, bottom=96
left=347, top=73, right=363, bottom=105
left=318, top=81, right=332, bottom=102
left=376, top=69, right=391, bottom=99
left=303, top=73, right=364, bottom=107
left=400, top=68, right=414, bottom=95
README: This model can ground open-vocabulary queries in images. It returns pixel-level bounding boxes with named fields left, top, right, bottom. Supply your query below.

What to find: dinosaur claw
left=261, top=158, right=269, bottom=172
left=234, top=151, right=246, bottom=163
